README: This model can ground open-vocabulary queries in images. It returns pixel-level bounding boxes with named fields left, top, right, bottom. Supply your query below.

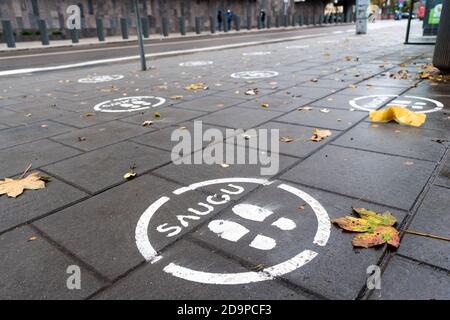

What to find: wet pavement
left=0, top=22, right=449, bottom=300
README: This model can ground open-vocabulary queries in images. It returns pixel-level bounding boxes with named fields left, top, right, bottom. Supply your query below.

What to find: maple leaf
left=310, top=128, right=332, bottom=142
left=0, top=173, right=47, bottom=198
left=280, top=136, right=294, bottom=143
left=332, top=208, right=400, bottom=248
left=185, top=83, right=208, bottom=91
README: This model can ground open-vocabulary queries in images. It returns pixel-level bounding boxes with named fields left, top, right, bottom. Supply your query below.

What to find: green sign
left=428, top=3, right=442, bottom=24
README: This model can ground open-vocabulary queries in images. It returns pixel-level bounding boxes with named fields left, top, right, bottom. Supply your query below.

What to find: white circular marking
left=242, top=51, right=272, bottom=56
left=78, top=75, right=124, bottom=84
left=94, top=96, right=166, bottom=113
left=179, top=61, right=214, bottom=67
left=349, top=95, right=444, bottom=114
left=135, top=178, right=331, bottom=285
left=231, top=71, right=279, bottom=80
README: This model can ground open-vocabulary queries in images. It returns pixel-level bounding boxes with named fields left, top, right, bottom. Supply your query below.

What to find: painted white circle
left=179, top=61, right=214, bottom=67
left=135, top=178, right=331, bottom=285
left=231, top=71, right=279, bottom=80
left=349, top=95, right=444, bottom=114
left=78, top=75, right=124, bottom=84
left=242, top=51, right=272, bottom=56
left=94, top=96, right=166, bottom=113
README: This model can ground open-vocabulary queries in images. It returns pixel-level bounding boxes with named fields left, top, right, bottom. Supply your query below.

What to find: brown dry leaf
left=84, top=112, right=96, bottom=117
left=299, top=204, right=306, bottom=210
left=404, top=161, right=414, bottom=166
left=0, top=173, right=47, bottom=198
left=40, top=124, right=48, bottom=128
left=25, top=113, right=32, bottom=117
left=332, top=208, right=400, bottom=248
left=123, top=171, right=137, bottom=180
left=399, top=63, right=406, bottom=67
left=170, top=95, right=184, bottom=100
left=280, top=136, right=294, bottom=143
left=261, top=103, right=269, bottom=109
left=298, top=106, right=313, bottom=111
left=349, top=84, right=358, bottom=89
left=142, top=120, right=154, bottom=127
left=28, top=236, right=38, bottom=242
left=78, top=137, right=86, bottom=142
left=310, top=128, right=332, bottom=142
left=245, top=88, right=259, bottom=96
left=310, top=78, right=319, bottom=83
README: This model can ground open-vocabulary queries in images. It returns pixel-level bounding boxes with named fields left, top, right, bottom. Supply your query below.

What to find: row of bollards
left=1, top=13, right=354, bottom=48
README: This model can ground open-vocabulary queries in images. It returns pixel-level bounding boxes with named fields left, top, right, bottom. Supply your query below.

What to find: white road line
left=0, top=33, right=329, bottom=77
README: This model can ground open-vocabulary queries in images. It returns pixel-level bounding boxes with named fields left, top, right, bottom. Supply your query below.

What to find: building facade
left=0, top=0, right=354, bottom=39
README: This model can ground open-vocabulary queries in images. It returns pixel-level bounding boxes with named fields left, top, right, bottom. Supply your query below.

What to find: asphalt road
left=0, top=24, right=356, bottom=72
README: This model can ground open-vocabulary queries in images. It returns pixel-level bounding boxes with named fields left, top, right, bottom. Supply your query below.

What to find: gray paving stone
left=52, top=111, right=128, bottom=129
left=154, top=148, right=298, bottom=193
left=0, top=140, right=81, bottom=178
left=0, top=171, right=87, bottom=233
left=95, top=239, right=307, bottom=300
left=214, top=88, right=279, bottom=101
left=235, top=122, right=340, bottom=158
left=33, top=175, right=208, bottom=280
left=280, top=145, right=436, bottom=210
left=236, top=95, right=314, bottom=113
left=436, top=154, right=450, bottom=189
left=43, top=141, right=171, bottom=194
left=51, top=121, right=151, bottom=152
left=0, top=121, right=72, bottom=150
left=191, top=181, right=407, bottom=299
left=198, top=106, right=281, bottom=129
left=131, top=122, right=238, bottom=153
left=299, top=78, right=355, bottom=90
left=370, top=256, right=450, bottom=300
left=277, top=86, right=338, bottom=99
left=175, top=95, right=245, bottom=112
left=0, top=124, right=8, bottom=130
left=0, top=226, right=105, bottom=300
left=120, top=107, right=206, bottom=129
left=276, top=107, right=367, bottom=131
left=338, top=85, right=406, bottom=97
left=333, top=122, right=447, bottom=162
left=1, top=106, right=71, bottom=126
left=0, top=98, right=20, bottom=108
left=398, top=186, right=450, bottom=270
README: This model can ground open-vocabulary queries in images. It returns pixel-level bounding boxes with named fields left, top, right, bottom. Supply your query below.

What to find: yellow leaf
left=154, top=112, right=161, bottom=118
left=261, top=103, right=269, bottom=109
left=185, top=83, right=208, bottom=90
left=0, top=173, right=46, bottom=198
left=310, top=129, right=332, bottom=142
left=370, top=106, right=426, bottom=127
left=320, top=108, right=331, bottom=113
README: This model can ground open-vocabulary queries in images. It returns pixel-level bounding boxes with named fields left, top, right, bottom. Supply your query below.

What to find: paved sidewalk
left=0, top=22, right=448, bottom=300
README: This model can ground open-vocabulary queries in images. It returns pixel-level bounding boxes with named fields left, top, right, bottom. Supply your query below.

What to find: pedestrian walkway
left=0, top=21, right=448, bottom=300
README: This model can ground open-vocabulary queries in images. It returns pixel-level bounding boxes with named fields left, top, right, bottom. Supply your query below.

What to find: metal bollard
left=267, top=16, right=272, bottom=29
left=209, top=16, right=216, bottom=34
left=275, top=15, right=280, bottom=28
left=433, top=0, right=450, bottom=71
left=96, top=18, right=105, bottom=41
left=258, top=17, right=262, bottom=29
left=70, top=28, right=79, bottom=43
left=120, top=18, right=128, bottom=39
left=180, top=16, right=186, bottom=36
left=284, top=15, right=289, bottom=27
left=38, top=19, right=50, bottom=45
left=1, top=20, right=16, bottom=48
left=141, top=17, right=149, bottom=38
left=292, top=15, right=296, bottom=27
left=162, top=17, right=169, bottom=37
left=246, top=15, right=252, bottom=30
left=235, top=16, right=241, bottom=31
left=195, top=16, right=202, bottom=34
left=299, top=14, right=303, bottom=26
